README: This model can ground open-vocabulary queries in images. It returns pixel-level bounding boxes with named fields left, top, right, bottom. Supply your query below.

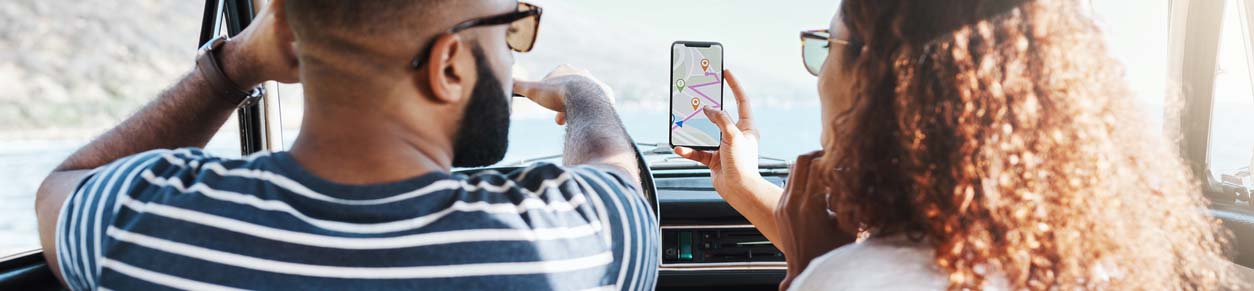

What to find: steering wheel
left=630, top=140, right=661, bottom=220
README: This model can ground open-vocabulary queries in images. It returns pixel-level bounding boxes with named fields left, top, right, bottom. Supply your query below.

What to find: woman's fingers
left=673, top=146, right=715, bottom=166
left=724, top=69, right=754, bottom=122
left=704, top=106, right=740, bottom=140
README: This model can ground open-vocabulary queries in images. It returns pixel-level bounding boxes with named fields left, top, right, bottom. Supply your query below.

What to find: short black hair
left=283, top=0, right=463, bottom=71
left=285, top=0, right=445, bottom=40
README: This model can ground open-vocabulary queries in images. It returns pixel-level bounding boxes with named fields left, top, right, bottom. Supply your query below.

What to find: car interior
left=1, top=0, right=1253, bottom=290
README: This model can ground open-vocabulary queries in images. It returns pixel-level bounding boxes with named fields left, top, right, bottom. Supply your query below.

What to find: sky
left=283, top=0, right=1245, bottom=170
left=513, top=0, right=841, bottom=107
left=511, top=0, right=1171, bottom=119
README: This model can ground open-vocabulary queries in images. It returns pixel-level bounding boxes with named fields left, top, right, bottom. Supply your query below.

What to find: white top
left=788, top=236, right=1006, bottom=291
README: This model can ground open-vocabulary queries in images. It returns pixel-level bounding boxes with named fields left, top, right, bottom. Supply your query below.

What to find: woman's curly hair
left=821, top=0, right=1241, bottom=289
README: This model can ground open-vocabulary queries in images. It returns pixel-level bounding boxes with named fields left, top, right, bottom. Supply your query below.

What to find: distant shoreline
left=0, top=127, right=107, bottom=141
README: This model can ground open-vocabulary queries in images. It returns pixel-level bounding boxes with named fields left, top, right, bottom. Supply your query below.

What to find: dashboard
left=651, top=164, right=791, bottom=290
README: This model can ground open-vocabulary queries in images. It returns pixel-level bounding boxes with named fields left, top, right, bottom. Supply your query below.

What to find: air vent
left=662, top=226, right=784, bottom=264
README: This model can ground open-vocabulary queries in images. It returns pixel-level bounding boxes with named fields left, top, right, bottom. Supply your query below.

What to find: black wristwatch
left=196, top=35, right=265, bottom=107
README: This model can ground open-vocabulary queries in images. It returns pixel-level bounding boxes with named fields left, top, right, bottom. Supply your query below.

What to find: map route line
left=686, top=71, right=722, bottom=107
left=687, top=88, right=721, bottom=109
left=671, top=109, right=704, bottom=130
left=689, top=71, right=721, bottom=88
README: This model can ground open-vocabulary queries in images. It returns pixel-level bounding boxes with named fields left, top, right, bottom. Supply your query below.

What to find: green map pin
left=676, top=79, right=686, bottom=92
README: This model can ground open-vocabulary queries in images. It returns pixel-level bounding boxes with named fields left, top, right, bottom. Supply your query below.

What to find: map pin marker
left=676, top=79, right=686, bottom=92
left=691, top=97, right=701, bottom=110
left=701, top=59, right=710, bottom=72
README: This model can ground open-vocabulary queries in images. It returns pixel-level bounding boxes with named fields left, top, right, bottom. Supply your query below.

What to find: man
left=34, top=0, right=658, bottom=290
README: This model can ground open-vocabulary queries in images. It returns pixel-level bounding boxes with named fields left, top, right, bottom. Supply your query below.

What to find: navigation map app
left=670, top=42, right=723, bottom=148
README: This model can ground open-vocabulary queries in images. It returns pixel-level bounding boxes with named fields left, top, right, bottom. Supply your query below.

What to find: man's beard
left=451, top=47, right=510, bottom=167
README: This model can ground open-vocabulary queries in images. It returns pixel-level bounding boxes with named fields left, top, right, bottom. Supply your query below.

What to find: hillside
left=0, top=0, right=200, bottom=131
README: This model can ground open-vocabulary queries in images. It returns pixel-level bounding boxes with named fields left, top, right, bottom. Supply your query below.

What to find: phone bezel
left=668, top=40, right=724, bottom=151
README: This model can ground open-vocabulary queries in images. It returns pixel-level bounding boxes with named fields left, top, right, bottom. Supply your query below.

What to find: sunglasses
left=410, top=2, right=543, bottom=68
left=800, top=29, right=862, bottom=76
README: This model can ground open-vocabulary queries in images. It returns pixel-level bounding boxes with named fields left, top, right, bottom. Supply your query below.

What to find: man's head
left=278, top=0, right=530, bottom=167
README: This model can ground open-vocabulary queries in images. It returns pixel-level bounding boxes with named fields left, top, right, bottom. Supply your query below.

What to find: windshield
left=1, top=0, right=1248, bottom=259
left=498, top=0, right=835, bottom=164
left=495, top=0, right=1177, bottom=164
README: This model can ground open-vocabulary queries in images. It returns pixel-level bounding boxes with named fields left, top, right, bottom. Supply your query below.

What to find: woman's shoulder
left=788, top=236, right=949, bottom=291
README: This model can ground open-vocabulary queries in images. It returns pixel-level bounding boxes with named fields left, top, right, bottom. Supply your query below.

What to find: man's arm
left=560, top=77, right=640, bottom=181
left=35, top=44, right=244, bottom=283
left=34, top=1, right=296, bottom=284
left=35, top=45, right=248, bottom=285
left=513, top=66, right=640, bottom=184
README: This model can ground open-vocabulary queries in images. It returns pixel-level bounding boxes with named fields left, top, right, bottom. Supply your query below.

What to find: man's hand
left=513, top=65, right=638, bottom=184
left=775, top=151, right=856, bottom=291
left=220, top=0, right=299, bottom=88
left=513, top=65, right=614, bottom=125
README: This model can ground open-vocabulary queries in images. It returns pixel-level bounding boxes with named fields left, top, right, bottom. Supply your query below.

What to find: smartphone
left=669, top=41, right=724, bottom=150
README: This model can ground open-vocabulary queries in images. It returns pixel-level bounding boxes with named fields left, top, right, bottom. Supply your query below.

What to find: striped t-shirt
left=54, top=148, right=659, bottom=290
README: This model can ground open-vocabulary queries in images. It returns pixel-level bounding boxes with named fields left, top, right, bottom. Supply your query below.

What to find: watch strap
left=196, top=36, right=257, bottom=106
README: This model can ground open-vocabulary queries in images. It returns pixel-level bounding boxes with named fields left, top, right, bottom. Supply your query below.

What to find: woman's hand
left=674, top=69, right=767, bottom=199
left=775, top=151, right=856, bottom=291
left=674, top=70, right=786, bottom=244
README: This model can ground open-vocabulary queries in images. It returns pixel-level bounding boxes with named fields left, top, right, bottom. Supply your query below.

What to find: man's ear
left=422, top=34, right=469, bottom=105
left=269, top=0, right=300, bottom=83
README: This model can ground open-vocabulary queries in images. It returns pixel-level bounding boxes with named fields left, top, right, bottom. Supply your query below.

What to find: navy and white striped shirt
left=55, top=148, right=659, bottom=290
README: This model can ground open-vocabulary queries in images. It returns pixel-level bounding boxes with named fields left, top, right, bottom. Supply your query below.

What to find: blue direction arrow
left=675, top=121, right=685, bottom=128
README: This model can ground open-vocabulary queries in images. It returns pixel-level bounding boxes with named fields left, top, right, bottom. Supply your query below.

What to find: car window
left=0, top=1, right=240, bottom=258
left=279, top=83, right=302, bottom=148
left=1210, top=0, right=1254, bottom=180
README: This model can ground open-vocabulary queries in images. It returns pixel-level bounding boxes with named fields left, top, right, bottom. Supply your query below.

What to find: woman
left=676, top=0, right=1242, bottom=290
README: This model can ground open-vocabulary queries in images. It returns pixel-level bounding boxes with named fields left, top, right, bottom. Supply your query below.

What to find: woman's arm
left=673, top=71, right=856, bottom=291
left=673, top=69, right=786, bottom=245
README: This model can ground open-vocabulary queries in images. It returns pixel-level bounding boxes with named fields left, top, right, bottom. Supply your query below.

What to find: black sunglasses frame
left=409, top=2, right=543, bottom=69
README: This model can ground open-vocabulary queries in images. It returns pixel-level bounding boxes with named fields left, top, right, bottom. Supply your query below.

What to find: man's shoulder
left=54, top=148, right=278, bottom=290
left=97, top=147, right=263, bottom=172
left=79, top=148, right=277, bottom=198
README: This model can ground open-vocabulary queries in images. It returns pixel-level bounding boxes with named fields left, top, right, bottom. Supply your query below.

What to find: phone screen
left=670, top=41, right=724, bottom=149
